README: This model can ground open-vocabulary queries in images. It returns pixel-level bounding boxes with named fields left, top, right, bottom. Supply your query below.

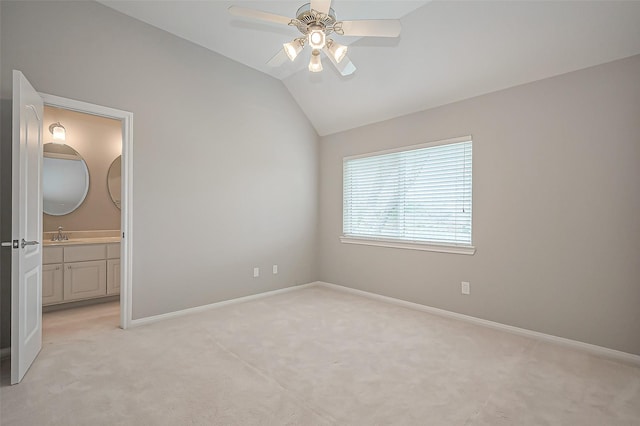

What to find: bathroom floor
left=0, top=301, right=120, bottom=384
left=42, top=301, right=120, bottom=343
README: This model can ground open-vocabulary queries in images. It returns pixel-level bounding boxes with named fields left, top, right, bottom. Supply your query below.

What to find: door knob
left=21, top=239, right=40, bottom=249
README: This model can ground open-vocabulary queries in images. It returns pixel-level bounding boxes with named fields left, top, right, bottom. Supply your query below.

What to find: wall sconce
left=49, top=122, right=66, bottom=143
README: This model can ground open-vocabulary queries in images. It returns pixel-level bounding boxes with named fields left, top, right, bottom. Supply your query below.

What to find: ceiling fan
left=228, top=0, right=401, bottom=76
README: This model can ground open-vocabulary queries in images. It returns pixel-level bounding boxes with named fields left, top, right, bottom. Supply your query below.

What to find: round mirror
left=107, top=156, right=121, bottom=209
left=43, top=143, right=90, bottom=216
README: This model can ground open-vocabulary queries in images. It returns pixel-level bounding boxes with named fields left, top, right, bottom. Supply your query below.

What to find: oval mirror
left=43, top=143, right=90, bottom=216
left=107, top=155, right=121, bottom=209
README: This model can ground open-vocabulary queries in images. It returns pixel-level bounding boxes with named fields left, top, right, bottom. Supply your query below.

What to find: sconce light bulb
left=49, top=122, right=66, bottom=143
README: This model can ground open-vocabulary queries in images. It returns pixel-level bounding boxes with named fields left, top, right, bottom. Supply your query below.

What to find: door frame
left=39, top=93, right=133, bottom=329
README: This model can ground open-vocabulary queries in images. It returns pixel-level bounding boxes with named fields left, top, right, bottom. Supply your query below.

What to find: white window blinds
left=343, top=137, right=472, bottom=247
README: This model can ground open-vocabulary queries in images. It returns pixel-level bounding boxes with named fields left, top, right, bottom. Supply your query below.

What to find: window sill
left=339, top=236, right=476, bottom=255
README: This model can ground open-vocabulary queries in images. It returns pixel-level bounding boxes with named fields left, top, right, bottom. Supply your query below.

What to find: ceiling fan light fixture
left=309, top=49, right=323, bottom=72
left=327, top=39, right=348, bottom=63
left=283, top=38, right=304, bottom=61
left=228, top=2, right=401, bottom=77
left=308, top=26, right=326, bottom=49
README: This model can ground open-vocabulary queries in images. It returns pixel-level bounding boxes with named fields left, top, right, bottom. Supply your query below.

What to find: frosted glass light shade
left=328, top=41, right=348, bottom=63
left=309, top=50, right=323, bottom=72
left=283, top=39, right=303, bottom=61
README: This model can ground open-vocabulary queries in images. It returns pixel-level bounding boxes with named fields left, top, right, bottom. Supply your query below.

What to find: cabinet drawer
left=43, top=247, right=63, bottom=264
left=64, top=244, right=106, bottom=262
left=107, top=243, right=120, bottom=259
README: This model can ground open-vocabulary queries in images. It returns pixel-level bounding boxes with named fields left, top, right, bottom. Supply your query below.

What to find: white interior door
left=10, top=70, right=44, bottom=384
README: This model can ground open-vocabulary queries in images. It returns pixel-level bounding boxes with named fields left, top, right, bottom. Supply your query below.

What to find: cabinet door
left=42, top=264, right=63, bottom=305
left=63, top=260, right=107, bottom=301
left=107, top=259, right=120, bottom=295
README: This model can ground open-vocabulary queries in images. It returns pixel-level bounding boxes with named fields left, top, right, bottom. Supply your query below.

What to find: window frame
left=341, top=135, right=476, bottom=255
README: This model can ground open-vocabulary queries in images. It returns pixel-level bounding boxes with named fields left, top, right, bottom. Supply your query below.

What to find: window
left=342, top=136, right=474, bottom=255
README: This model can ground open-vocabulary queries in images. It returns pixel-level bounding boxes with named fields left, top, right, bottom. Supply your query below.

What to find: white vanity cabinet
left=42, top=241, right=120, bottom=306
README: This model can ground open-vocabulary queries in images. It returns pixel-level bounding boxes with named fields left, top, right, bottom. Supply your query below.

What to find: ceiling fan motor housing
left=292, top=3, right=337, bottom=35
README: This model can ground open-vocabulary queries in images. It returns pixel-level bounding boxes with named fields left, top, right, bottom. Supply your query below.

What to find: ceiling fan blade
left=338, top=19, right=401, bottom=37
left=311, top=0, right=332, bottom=16
left=323, top=46, right=356, bottom=76
left=228, top=6, right=292, bottom=26
left=267, top=48, right=288, bottom=67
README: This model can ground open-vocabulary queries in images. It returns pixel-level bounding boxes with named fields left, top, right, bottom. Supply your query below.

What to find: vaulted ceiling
left=99, top=1, right=640, bottom=136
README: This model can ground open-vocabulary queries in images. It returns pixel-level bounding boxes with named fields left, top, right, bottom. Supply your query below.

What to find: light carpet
left=1, top=286, right=639, bottom=425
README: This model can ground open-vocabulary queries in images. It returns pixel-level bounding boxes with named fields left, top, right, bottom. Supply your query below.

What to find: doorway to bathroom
left=40, top=93, right=133, bottom=330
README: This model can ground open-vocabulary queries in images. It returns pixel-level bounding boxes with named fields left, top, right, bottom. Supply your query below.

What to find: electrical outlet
left=253, top=267, right=259, bottom=278
left=461, top=281, right=470, bottom=295
left=272, top=265, right=278, bottom=274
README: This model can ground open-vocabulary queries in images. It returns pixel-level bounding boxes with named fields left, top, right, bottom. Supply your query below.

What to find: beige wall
left=0, top=0, right=319, bottom=335
left=43, top=106, right=121, bottom=232
left=319, top=55, right=640, bottom=355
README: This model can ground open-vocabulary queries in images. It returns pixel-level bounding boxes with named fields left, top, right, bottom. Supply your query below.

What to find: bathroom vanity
left=42, top=238, right=120, bottom=306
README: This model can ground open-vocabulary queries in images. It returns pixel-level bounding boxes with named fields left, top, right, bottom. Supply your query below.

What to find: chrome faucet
left=52, top=226, right=68, bottom=242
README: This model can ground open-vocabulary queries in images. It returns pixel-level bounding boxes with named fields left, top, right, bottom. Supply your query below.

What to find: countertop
left=43, top=236, right=121, bottom=246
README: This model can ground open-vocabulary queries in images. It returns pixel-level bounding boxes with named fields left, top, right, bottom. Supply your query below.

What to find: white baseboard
left=314, top=281, right=640, bottom=366
left=129, top=283, right=318, bottom=328
left=0, top=347, right=10, bottom=360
